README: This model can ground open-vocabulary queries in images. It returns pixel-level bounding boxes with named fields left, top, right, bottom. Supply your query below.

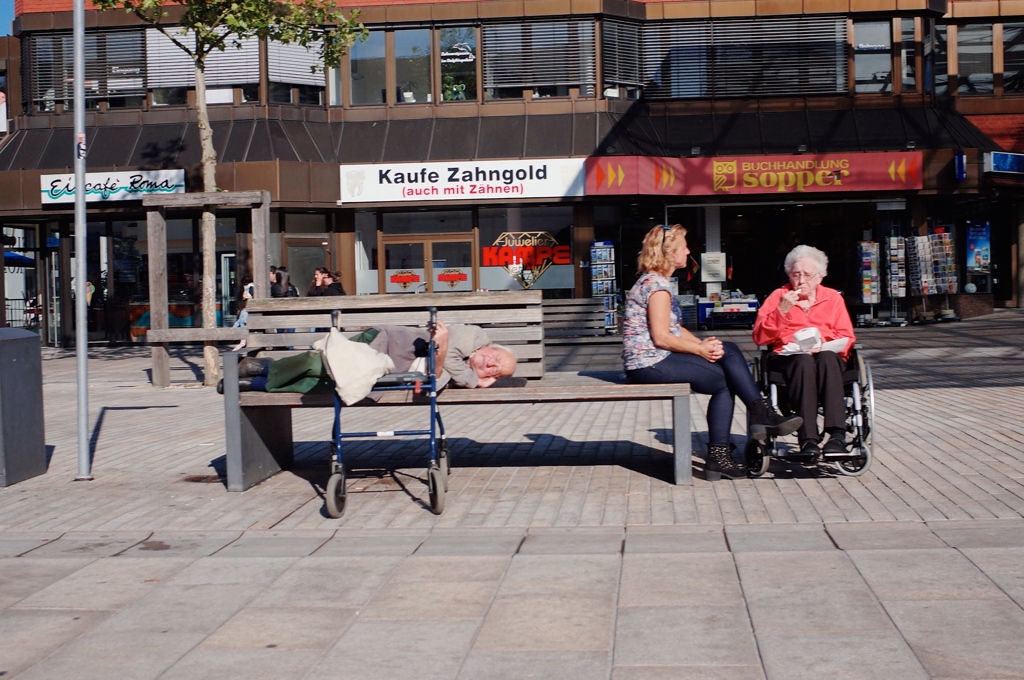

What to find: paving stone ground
left=2, top=309, right=1024, bottom=678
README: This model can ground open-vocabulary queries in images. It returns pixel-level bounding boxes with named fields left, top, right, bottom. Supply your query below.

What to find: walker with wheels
left=324, top=307, right=449, bottom=518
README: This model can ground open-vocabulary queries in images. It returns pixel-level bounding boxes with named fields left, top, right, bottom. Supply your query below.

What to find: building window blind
left=146, top=28, right=259, bottom=89
left=602, top=20, right=642, bottom=87
left=482, top=19, right=596, bottom=90
left=27, top=29, right=145, bottom=109
left=642, top=22, right=710, bottom=98
left=268, top=39, right=324, bottom=87
left=710, top=17, right=847, bottom=97
left=603, top=16, right=847, bottom=100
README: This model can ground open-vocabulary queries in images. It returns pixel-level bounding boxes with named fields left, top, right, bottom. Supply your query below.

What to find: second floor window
left=395, top=29, right=431, bottom=104
left=440, top=27, right=477, bottom=101
left=482, top=20, right=596, bottom=100
left=350, top=31, right=385, bottom=105
left=958, top=24, right=993, bottom=94
left=1005, top=23, right=1024, bottom=93
left=854, top=21, right=892, bottom=93
left=26, top=29, right=146, bottom=112
left=605, top=15, right=847, bottom=100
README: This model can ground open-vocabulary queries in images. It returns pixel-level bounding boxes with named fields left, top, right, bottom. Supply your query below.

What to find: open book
left=778, top=327, right=850, bottom=356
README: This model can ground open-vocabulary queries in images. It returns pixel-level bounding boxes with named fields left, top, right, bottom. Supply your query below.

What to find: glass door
left=282, top=236, right=330, bottom=298
left=379, top=233, right=477, bottom=293
left=383, top=241, right=426, bottom=293
left=220, top=253, right=237, bottom=325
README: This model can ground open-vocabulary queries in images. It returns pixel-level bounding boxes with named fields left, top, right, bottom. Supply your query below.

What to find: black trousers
left=770, top=351, right=846, bottom=441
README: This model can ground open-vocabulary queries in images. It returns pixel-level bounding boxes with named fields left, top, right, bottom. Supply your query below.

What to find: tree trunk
left=195, top=65, right=221, bottom=386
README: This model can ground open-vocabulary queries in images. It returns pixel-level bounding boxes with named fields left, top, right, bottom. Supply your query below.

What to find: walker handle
left=427, top=306, right=437, bottom=336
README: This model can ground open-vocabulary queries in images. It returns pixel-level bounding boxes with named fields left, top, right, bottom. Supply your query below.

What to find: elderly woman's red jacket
left=753, top=284, right=856, bottom=360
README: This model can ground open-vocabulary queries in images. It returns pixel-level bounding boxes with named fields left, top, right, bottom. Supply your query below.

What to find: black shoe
left=238, top=357, right=272, bottom=378
left=216, top=378, right=255, bottom=394
left=790, top=439, right=820, bottom=462
left=706, top=444, right=748, bottom=481
left=822, top=434, right=849, bottom=456
left=749, top=398, right=803, bottom=443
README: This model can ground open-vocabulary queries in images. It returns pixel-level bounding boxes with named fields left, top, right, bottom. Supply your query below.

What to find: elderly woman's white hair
left=784, top=245, right=829, bottom=278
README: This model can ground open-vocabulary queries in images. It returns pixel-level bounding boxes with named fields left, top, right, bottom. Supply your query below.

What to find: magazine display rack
left=590, top=241, right=618, bottom=330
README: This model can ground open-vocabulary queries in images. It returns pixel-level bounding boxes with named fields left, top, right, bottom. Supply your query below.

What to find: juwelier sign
left=339, top=159, right=586, bottom=204
left=40, top=170, right=186, bottom=204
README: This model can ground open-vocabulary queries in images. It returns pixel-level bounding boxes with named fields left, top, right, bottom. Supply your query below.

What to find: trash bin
left=0, top=328, right=46, bottom=486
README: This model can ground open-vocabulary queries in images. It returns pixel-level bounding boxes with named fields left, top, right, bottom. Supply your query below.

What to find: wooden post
left=252, top=191, right=270, bottom=299
left=147, top=208, right=170, bottom=387
left=142, top=192, right=271, bottom=386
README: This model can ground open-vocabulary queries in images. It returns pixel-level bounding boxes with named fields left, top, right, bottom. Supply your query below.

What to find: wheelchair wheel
left=859, top=355, right=875, bottom=452
left=744, top=439, right=771, bottom=478
left=835, top=356, right=873, bottom=477
left=834, top=446, right=871, bottom=476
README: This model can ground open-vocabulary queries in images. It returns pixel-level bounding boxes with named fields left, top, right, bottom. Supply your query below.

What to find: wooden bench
left=222, top=291, right=692, bottom=492
left=542, top=297, right=615, bottom=343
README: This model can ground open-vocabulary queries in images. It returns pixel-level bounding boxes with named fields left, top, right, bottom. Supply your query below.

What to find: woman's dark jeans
left=626, top=341, right=762, bottom=447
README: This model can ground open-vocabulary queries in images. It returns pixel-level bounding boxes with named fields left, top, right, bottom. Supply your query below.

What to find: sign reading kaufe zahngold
left=338, top=159, right=586, bottom=204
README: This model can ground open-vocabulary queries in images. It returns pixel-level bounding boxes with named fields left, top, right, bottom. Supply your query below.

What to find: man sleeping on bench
left=220, top=321, right=522, bottom=395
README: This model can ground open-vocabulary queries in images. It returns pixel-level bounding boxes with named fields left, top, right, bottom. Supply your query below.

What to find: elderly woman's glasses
left=789, top=271, right=821, bottom=281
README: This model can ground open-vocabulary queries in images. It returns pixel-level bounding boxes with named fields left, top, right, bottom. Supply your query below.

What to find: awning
left=3, top=252, right=35, bottom=267
left=0, top=104, right=1000, bottom=172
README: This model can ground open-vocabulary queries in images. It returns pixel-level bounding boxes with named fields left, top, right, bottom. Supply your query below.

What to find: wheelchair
left=745, top=346, right=875, bottom=477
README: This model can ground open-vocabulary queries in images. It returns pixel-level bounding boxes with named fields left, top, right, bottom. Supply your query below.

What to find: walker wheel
left=428, top=466, right=445, bottom=515
left=438, top=442, right=450, bottom=490
left=325, top=471, right=347, bottom=518
left=744, top=439, right=770, bottom=478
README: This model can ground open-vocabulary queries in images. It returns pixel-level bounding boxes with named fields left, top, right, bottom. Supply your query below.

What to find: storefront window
left=350, top=30, right=386, bottom=105
left=395, top=29, right=432, bottom=104
left=283, top=213, right=327, bottom=234
left=479, top=206, right=574, bottom=291
left=440, top=27, right=477, bottom=102
left=355, top=212, right=378, bottom=294
left=383, top=211, right=472, bottom=235
left=1004, top=23, right=1024, bottom=93
left=854, top=21, right=893, bottom=93
left=958, top=24, right=993, bottom=94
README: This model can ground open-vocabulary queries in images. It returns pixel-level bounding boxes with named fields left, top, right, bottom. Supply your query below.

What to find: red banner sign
left=585, top=152, right=922, bottom=197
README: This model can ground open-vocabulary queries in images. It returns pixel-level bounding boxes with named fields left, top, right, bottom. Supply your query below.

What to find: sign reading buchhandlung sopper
left=585, top=152, right=924, bottom=197
left=40, top=170, right=186, bottom=204
left=339, top=159, right=586, bottom=204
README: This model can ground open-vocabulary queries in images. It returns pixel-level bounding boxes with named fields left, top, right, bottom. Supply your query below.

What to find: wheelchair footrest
left=821, top=451, right=864, bottom=461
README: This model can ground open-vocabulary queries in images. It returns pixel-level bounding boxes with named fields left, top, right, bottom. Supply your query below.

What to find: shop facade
left=2, top=0, right=1023, bottom=345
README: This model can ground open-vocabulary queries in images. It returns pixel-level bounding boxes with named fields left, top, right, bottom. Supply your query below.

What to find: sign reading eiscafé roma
left=339, top=159, right=586, bottom=203
left=40, top=170, right=186, bottom=204
left=585, top=152, right=923, bottom=196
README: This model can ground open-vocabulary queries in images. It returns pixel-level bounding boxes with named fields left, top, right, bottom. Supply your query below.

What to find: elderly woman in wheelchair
left=751, top=245, right=873, bottom=475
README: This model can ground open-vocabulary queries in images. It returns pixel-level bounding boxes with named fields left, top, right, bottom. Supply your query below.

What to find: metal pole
left=73, top=0, right=92, bottom=480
